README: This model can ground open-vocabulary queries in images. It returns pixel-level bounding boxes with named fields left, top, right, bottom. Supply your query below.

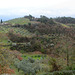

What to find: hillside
left=0, top=16, right=75, bottom=75
left=5, top=17, right=30, bottom=25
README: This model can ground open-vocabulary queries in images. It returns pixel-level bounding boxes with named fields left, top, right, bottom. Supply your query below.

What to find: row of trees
left=54, top=17, right=75, bottom=24
left=24, top=15, right=75, bottom=24
left=37, top=15, right=55, bottom=24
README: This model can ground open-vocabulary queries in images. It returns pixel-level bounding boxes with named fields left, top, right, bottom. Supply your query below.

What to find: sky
left=0, top=0, right=75, bottom=21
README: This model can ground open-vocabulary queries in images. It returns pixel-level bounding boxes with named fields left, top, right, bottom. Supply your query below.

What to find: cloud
left=0, top=0, right=75, bottom=20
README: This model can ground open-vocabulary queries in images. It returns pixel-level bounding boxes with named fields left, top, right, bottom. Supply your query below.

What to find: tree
left=49, top=18, right=55, bottom=24
left=14, top=58, right=40, bottom=75
left=54, top=17, right=75, bottom=24
left=1, top=19, right=3, bottom=23
left=24, top=14, right=34, bottom=21
left=37, top=15, right=49, bottom=24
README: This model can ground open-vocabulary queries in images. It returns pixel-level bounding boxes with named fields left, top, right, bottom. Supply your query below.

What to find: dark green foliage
left=28, top=57, right=35, bottom=63
left=54, top=17, right=75, bottom=24
left=24, top=14, right=34, bottom=21
left=24, top=55, right=26, bottom=57
left=8, top=32, right=30, bottom=43
left=37, top=15, right=55, bottom=24
left=65, top=65, right=75, bottom=70
left=37, top=55, right=41, bottom=57
left=52, top=70, right=75, bottom=75
left=41, top=47, right=46, bottom=53
left=1, top=19, right=3, bottom=23
left=49, top=18, right=56, bottom=24
left=49, top=58, right=60, bottom=72
left=37, top=15, right=49, bottom=24
left=39, top=70, right=75, bottom=75
left=28, top=22, right=31, bottom=26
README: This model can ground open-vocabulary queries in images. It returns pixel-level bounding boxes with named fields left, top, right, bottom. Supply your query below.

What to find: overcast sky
left=0, top=0, right=75, bottom=21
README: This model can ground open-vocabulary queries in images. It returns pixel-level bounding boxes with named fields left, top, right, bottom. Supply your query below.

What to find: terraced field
left=0, top=25, right=33, bottom=37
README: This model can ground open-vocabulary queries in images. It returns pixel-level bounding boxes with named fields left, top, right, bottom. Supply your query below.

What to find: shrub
left=24, top=55, right=27, bottom=57
left=52, top=70, right=75, bottom=75
left=14, top=58, right=40, bottom=75
left=41, top=47, right=46, bottom=53
left=37, top=55, right=41, bottom=57
left=35, top=55, right=37, bottom=57
left=48, top=57, right=61, bottom=72
left=28, top=57, right=35, bottom=63
left=28, top=23, right=31, bottom=26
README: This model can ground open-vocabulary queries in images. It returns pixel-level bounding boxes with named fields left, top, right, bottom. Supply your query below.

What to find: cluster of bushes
left=38, top=70, right=75, bottom=75
left=37, top=15, right=56, bottom=24
left=50, top=70, right=75, bottom=75
left=8, top=30, right=30, bottom=43
left=9, top=34, right=58, bottom=54
left=10, top=42, right=46, bottom=53
left=54, top=17, right=75, bottom=24
left=22, top=55, right=47, bottom=60
left=24, top=14, right=35, bottom=21
left=14, top=58, right=40, bottom=75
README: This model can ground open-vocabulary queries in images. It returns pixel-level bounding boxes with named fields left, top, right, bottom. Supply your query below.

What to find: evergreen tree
left=1, top=19, right=3, bottom=23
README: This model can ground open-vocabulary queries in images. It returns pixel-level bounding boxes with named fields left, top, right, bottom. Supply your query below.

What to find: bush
left=28, top=57, right=35, bottom=63
left=24, top=55, right=27, bottom=57
left=28, top=23, right=31, bottom=26
left=39, top=70, right=75, bottom=75
left=37, top=55, right=41, bottom=57
left=52, top=70, right=75, bottom=75
left=48, top=57, right=60, bottom=72
left=14, top=58, right=40, bottom=75
left=35, top=55, right=37, bottom=57
left=41, top=47, right=46, bottom=53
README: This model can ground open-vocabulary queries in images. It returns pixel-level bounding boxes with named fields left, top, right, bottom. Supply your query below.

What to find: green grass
left=5, top=18, right=30, bottom=25
left=0, top=32, right=10, bottom=45
left=21, top=54, right=47, bottom=60
left=67, top=24, right=75, bottom=28
left=61, top=24, right=70, bottom=28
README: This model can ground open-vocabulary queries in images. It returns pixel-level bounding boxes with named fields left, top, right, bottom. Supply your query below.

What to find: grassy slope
left=5, top=17, right=40, bottom=25
left=0, top=32, right=10, bottom=45
left=61, top=23, right=70, bottom=28
left=0, top=18, right=33, bottom=46
left=0, top=17, right=34, bottom=37
left=5, top=18, right=30, bottom=25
